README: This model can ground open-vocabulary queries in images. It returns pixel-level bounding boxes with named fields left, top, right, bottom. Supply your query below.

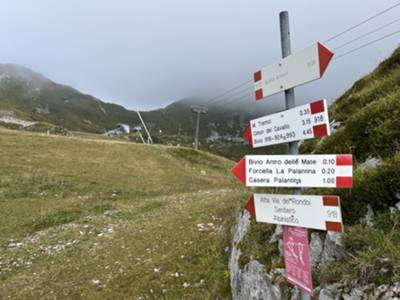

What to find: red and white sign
left=283, top=226, right=313, bottom=296
left=246, top=194, right=343, bottom=232
left=254, top=42, right=334, bottom=100
left=231, top=154, right=352, bottom=188
left=244, top=99, right=330, bottom=148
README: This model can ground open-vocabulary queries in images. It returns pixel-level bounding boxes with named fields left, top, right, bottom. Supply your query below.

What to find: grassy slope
left=303, top=47, right=400, bottom=288
left=0, top=129, right=246, bottom=299
left=301, top=46, right=400, bottom=221
left=301, top=46, right=400, bottom=162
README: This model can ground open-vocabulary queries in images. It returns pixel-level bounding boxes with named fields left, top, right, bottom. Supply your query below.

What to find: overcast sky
left=1, top=0, right=399, bottom=111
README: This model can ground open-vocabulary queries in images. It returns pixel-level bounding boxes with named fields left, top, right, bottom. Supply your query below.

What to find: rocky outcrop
left=310, top=232, right=324, bottom=269
left=229, top=211, right=281, bottom=300
left=236, top=261, right=281, bottom=300
left=229, top=207, right=399, bottom=300
left=317, top=282, right=400, bottom=299
left=321, top=231, right=345, bottom=264
left=229, top=210, right=251, bottom=300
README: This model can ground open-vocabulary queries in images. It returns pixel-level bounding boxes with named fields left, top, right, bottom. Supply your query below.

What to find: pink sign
left=283, top=226, right=313, bottom=295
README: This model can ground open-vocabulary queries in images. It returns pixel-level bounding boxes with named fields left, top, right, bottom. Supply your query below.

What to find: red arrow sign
left=231, top=155, right=353, bottom=188
left=318, top=42, right=334, bottom=77
left=254, top=42, right=334, bottom=100
left=231, top=157, right=246, bottom=185
left=243, top=124, right=253, bottom=146
left=244, top=100, right=330, bottom=147
left=245, top=194, right=343, bottom=232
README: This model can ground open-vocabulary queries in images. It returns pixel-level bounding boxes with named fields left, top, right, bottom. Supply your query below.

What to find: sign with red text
left=246, top=194, right=343, bottom=232
left=283, top=226, right=313, bottom=296
left=244, top=99, right=330, bottom=148
left=253, top=42, right=334, bottom=100
left=231, top=154, right=352, bottom=188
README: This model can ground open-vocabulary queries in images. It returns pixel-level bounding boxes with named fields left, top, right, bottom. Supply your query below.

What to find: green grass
left=207, top=143, right=287, bottom=162
left=329, top=46, right=400, bottom=124
left=301, top=47, right=400, bottom=162
left=237, top=221, right=277, bottom=270
left=319, top=210, right=400, bottom=288
left=305, top=91, right=400, bottom=162
left=0, top=128, right=246, bottom=299
left=299, top=46, right=400, bottom=222
left=24, top=209, right=83, bottom=232
left=294, top=46, right=400, bottom=292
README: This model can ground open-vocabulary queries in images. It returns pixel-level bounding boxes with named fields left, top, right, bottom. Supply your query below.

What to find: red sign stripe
left=246, top=195, right=256, bottom=220
left=313, top=124, right=328, bottom=138
left=323, top=196, right=339, bottom=207
left=318, top=42, right=334, bottom=77
left=231, top=158, right=246, bottom=185
left=310, top=100, right=325, bottom=114
left=336, top=176, right=352, bottom=188
left=255, top=89, right=263, bottom=100
left=336, top=155, right=352, bottom=166
left=243, top=123, right=253, bottom=146
left=325, top=221, right=343, bottom=232
left=253, top=70, right=262, bottom=82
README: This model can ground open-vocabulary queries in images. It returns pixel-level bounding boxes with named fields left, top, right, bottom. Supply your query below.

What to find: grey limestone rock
left=269, top=225, right=283, bottom=243
left=310, top=232, right=324, bottom=269
left=229, top=210, right=251, bottom=300
left=229, top=211, right=281, bottom=300
left=319, top=283, right=342, bottom=300
left=236, top=260, right=281, bottom=300
left=321, top=232, right=345, bottom=263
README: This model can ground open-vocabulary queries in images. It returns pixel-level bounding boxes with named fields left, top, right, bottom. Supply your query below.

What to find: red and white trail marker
left=283, top=226, right=314, bottom=296
left=244, top=99, right=330, bottom=148
left=231, top=154, right=353, bottom=188
left=253, top=42, right=334, bottom=100
left=246, top=194, right=343, bottom=232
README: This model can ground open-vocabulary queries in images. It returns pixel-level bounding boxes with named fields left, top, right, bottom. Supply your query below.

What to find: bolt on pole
left=190, top=105, right=208, bottom=151
left=280, top=11, right=310, bottom=300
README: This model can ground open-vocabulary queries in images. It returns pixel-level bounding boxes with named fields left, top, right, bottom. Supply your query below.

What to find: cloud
left=0, top=0, right=399, bottom=110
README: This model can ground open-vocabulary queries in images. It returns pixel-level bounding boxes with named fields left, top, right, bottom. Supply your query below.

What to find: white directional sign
left=231, top=154, right=353, bottom=188
left=246, top=194, right=343, bottom=232
left=253, top=42, right=334, bottom=100
left=244, top=99, right=330, bottom=148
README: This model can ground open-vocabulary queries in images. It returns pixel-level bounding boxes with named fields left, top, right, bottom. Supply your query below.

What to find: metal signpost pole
left=280, top=11, right=300, bottom=162
left=280, top=11, right=310, bottom=300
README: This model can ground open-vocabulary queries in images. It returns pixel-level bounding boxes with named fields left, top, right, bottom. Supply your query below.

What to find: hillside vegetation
left=302, top=46, right=400, bottom=162
left=301, top=46, right=400, bottom=289
left=0, top=129, right=245, bottom=299
left=312, top=46, right=400, bottom=290
left=0, top=64, right=257, bottom=141
left=0, top=63, right=270, bottom=162
left=234, top=46, right=400, bottom=296
left=301, top=46, right=400, bottom=221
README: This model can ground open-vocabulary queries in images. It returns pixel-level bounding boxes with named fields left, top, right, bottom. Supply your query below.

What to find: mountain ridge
left=0, top=63, right=258, bottom=140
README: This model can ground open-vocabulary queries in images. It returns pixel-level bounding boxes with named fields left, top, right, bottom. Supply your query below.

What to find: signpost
left=253, top=42, right=334, bottom=100
left=236, top=11, right=347, bottom=298
left=283, top=227, right=313, bottom=296
left=246, top=194, right=343, bottom=232
left=231, top=154, right=353, bottom=188
left=244, top=99, right=330, bottom=147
